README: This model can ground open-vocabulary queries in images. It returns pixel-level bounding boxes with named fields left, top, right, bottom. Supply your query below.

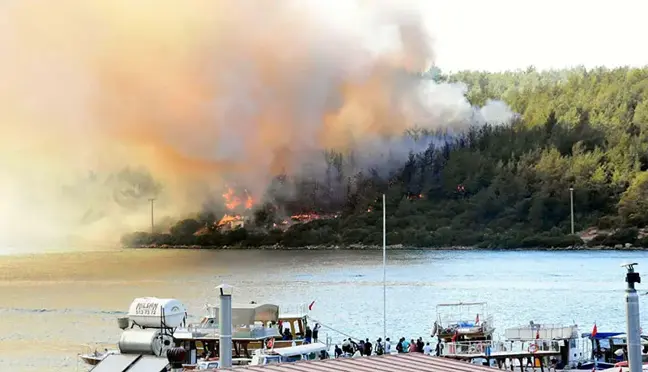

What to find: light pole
left=217, top=284, right=233, bottom=369
left=569, top=187, right=574, bottom=235
left=148, top=198, right=156, bottom=234
left=622, top=263, right=642, bottom=372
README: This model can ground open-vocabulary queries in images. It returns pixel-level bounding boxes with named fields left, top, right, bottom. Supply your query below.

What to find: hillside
left=122, top=66, right=648, bottom=249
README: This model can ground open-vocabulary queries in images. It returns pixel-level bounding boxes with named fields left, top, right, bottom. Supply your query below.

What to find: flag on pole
left=308, top=300, right=315, bottom=311
left=475, top=314, right=480, bottom=324
left=592, top=323, right=598, bottom=338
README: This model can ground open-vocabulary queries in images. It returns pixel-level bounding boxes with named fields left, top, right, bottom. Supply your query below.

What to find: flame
left=217, top=214, right=244, bottom=227
left=244, top=190, right=254, bottom=210
left=222, top=186, right=254, bottom=211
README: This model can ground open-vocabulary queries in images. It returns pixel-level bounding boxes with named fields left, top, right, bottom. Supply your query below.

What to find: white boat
left=250, top=342, right=329, bottom=365
left=78, top=348, right=119, bottom=366
left=433, top=302, right=495, bottom=342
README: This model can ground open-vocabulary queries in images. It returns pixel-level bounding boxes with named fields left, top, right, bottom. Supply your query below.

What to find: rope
left=306, top=315, right=364, bottom=342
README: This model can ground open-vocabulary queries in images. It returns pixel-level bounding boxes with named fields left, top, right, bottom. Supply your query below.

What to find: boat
left=78, top=347, right=119, bottom=365
left=503, top=321, right=584, bottom=369
left=194, top=301, right=312, bottom=350
left=432, top=302, right=495, bottom=342
left=249, top=342, right=329, bottom=365
left=577, top=331, right=648, bottom=370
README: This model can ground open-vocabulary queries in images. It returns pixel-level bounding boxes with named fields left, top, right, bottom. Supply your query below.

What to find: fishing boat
left=432, top=302, right=495, bottom=342
left=577, top=331, right=648, bottom=370
left=78, top=347, right=119, bottom=366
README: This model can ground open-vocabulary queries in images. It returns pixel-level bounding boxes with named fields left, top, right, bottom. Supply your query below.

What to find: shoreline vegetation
left=128, top=244, right=646, bottom=251
left=121, top=67, right=648, bottom=252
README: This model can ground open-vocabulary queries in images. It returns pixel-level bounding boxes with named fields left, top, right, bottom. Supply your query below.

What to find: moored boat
left=432, top=302, right=495, bottom=342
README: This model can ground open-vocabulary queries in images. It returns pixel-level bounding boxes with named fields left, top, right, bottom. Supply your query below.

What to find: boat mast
left=382, top=193, right=387, bottom=345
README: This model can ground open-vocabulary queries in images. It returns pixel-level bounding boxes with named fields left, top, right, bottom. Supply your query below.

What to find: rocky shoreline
left=127, top=243, right=646, bottom=251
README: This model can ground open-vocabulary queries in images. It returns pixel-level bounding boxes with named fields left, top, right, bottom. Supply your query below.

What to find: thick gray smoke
left=0, top=0, right=515, bottom=247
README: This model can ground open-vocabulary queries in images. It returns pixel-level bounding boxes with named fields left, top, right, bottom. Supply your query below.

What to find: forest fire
left=217, top=214, right=245, bottom=230
left=222, top=187, right=254, bottom=211
left=290, top=213, right=321, bottom=223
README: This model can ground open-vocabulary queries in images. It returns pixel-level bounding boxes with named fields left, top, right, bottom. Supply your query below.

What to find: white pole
left=623, top=263, right=642, bottom=372
left=569, top=187, right=574, bottom=235
left=382, top=194, right=387, bottom=345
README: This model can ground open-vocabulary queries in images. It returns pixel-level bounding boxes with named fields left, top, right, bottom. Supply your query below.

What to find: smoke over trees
left=124, top=66, right=648, bottom=249
left=0, top=0, right=514, bottom=246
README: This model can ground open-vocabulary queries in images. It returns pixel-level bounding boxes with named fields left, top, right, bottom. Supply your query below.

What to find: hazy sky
left=425, top=0, right=647, bottom=72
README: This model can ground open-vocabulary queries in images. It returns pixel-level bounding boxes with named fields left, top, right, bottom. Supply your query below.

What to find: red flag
left=308, top=300, right=315, bottom=311
left=475, top=314, right=480, bottom=324
left=451, top=330, right=459, bottom=342
left=536, top=329, right=540, bottom=340
left=592, top=323, right=598, bottom=337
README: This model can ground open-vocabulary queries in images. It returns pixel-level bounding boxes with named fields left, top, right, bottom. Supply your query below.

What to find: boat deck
left=443, top=349, right=561, bottom=360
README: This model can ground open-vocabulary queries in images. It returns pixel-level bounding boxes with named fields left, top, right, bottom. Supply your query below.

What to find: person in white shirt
left=384, top=338, right=391, bottom=354
left=423, top=342, right=432, bottom=355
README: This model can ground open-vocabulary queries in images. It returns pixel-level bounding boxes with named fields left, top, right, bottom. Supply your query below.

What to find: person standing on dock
left=416, top=338, right=424, bottom=353
left=364, top=338, right=372, bottom=356
left=313, top=323, right=320, bottom=343
left=408, top=339, right=417, bottom=353
left=375, top=338, right=384, bottom=355
left=423, top=342, right=432, bottom=355
left=385, top=338, right=391, bottom=354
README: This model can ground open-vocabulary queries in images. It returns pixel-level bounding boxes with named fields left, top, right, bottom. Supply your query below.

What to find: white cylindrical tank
left=127, top=297, right=187, bottom=329
left=118, top=329, right=174, bottom=356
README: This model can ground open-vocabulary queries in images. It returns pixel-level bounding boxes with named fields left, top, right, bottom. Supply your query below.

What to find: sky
left=425, top=0, right=648, bottom=72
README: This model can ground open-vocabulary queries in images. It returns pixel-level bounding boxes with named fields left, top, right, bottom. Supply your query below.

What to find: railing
left=439, top=339, right=561, bottom=357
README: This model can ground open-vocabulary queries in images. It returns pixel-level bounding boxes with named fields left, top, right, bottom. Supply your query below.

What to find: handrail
left=439, top=339, right=561, bottom=356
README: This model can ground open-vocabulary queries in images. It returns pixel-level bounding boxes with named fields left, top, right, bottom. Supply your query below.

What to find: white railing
left=440, top=339, right=561, bottom=356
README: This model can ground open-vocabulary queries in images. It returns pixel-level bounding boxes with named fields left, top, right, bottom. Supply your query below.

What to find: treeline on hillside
left=122, top=66, right=648, bottom=249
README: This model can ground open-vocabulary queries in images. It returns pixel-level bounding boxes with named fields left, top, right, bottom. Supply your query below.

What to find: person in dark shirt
left=396, top=338, right=404, bottom=353
left=334, top=345, right=343, bottom=358
left=364, top=338, right=373, bottom=356
left=416, top=338, right=425, bottom=353
left=304, top=326, right=312, bottom=344
left=313, top=323, right=321, bottom=343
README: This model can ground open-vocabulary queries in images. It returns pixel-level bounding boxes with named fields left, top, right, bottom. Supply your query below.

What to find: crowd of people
left=333, top=336, right=435, bottom=358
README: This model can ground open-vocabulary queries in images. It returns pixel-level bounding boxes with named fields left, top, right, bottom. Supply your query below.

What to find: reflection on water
left=1, top=248, right=648, bottom=371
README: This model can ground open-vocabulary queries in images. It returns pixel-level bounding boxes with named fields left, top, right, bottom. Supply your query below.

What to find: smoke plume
left=0, top=0, right=514, bottom=247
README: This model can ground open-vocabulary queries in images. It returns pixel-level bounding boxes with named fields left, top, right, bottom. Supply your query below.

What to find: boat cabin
left=173, top=303, right=281, bottom=365
left=250, top=342, right=329, bottom=366
left=504, top=322, right=582, bottom=369
left=434, top=302, right=495, bottom=342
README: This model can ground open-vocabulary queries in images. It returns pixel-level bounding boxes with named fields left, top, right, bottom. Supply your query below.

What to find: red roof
left=219, top=353, right=497, bottom=371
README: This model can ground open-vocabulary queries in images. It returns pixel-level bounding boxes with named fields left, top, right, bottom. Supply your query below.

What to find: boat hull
left=80, top=355, right=104, bottom=366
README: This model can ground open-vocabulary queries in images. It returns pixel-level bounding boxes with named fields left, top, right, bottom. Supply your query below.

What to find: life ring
left=528, top=344, right=538, bottom=354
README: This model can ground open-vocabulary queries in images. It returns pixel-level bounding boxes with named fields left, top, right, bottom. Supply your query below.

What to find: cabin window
left=265, top=356, right=280, bottom=364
